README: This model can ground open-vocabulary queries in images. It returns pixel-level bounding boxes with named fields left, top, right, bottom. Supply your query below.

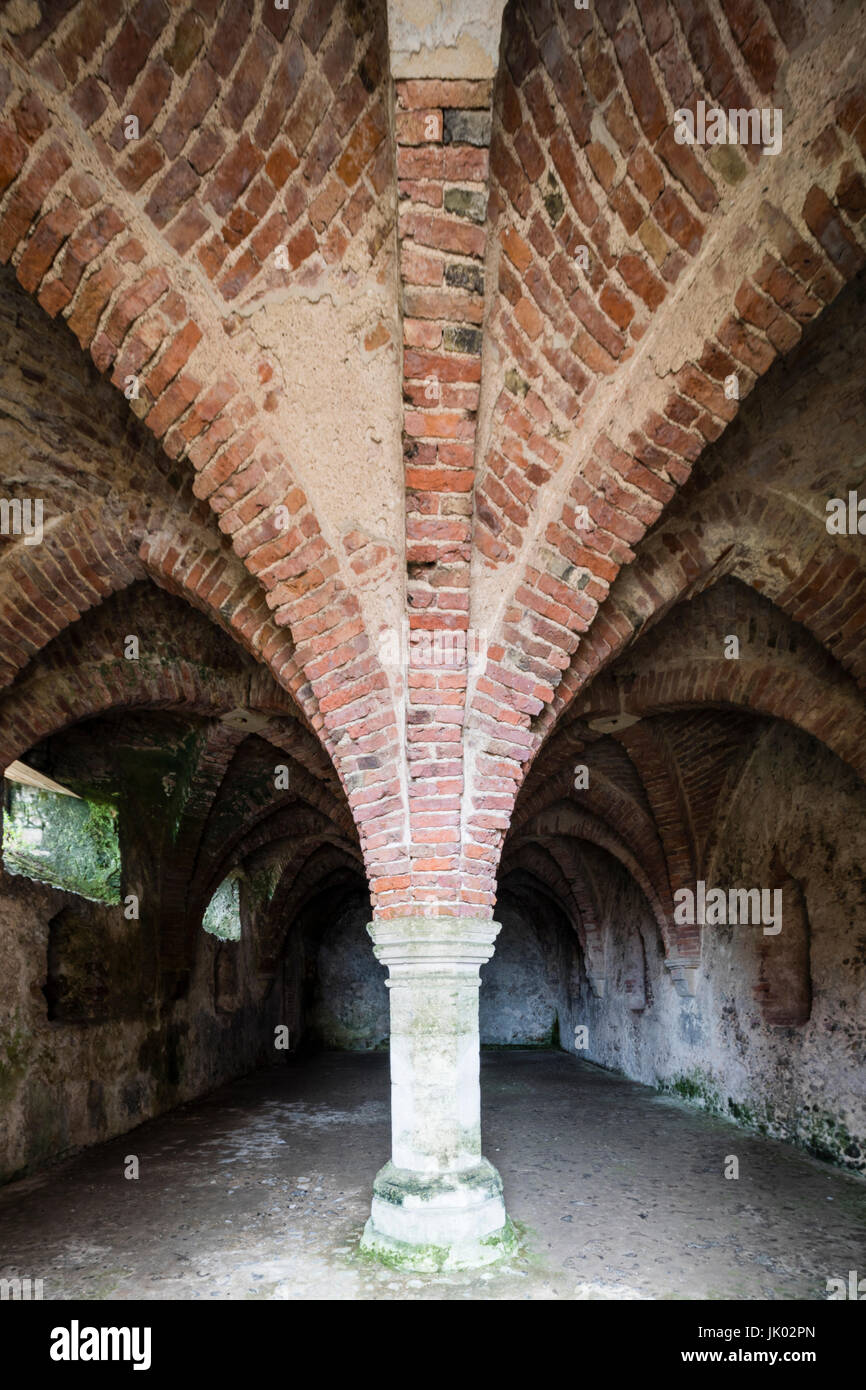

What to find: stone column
left=360, top=917, right=514, bottom=1270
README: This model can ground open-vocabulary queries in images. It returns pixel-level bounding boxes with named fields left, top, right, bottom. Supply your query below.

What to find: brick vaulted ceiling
left=0, top=0, right=864, bottom=929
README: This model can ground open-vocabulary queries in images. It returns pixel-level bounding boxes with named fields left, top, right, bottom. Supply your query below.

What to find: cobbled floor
left=1, top=1051, right=864, bottom=1300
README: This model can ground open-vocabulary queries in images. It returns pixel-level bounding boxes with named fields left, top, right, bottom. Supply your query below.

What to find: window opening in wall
left=202, top=872, right=243, bottom=941
left=2, top=770, right=121, bottom=905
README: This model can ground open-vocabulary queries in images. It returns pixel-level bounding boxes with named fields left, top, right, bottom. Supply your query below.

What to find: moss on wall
left=3, top=785, right=121, bottom=903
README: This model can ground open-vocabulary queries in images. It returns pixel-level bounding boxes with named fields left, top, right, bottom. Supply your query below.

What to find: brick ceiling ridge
left=0, top=0, right=864, bottom=924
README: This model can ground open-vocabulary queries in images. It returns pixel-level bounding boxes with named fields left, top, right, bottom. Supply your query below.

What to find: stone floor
left=1, top=1051, right=864, bottom=1300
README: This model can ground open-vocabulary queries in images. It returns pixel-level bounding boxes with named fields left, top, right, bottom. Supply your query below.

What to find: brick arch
left=500, top=840, right=585, bottom=925
left=0, top=456, right=402, bottom=918
left=473, top=0, right=863, bottom=584
left=0, top=485, right=325, bottom=757
left=510, top=755, right=671, bottom=905
left=0, top=494, right=299, bottom=700
left=504, top=584, right=866, bottom=969
left=0, top=651, right=247, bottom=769
left=540, top=483, right=866, bottom=743
left=2, top=0, right=392, bottom=302
left=500, top=839, right=606, bottom=989
left=239, top=835, right=369, bottom=973
left=461, top=4, right=866, bottom=915
left=0, top=258, right=317, bottom=714
left=253, top=715, right=344, bottom=796
left=197, top=827, right=363, bottom=975
left=195, top=807, right=359, bottom=905
left=265, top=839, right=367, bottom=942
left=0, top=504, right=146, bottom=686
left=729, top=510, right=866, bottom=689
left=0, top=562, right=312, bottom=746
left=190, top=760, right=359, bottom=919
left=574, top=634, right=866, bottom=783
left=0, top=641, right=352, bottom=979
left=0, top=490, right=404, bottom=915
left=156, top=718, right=252, bottom=956
left=509, top=800, right=674, bottom=954
left=513, top=583, right=866, bottom=941
left=139, top=510, right=309, bottom=708
left=160, top=771, right=358, bottom=978
left=604, top=717, right=696, bottom=900
left=466, top=461, right=866, bottom=909
left=0, top=7, right=409, bottom=899
left=0, top=579, right=359, bottom=961
left=699, top=718, right=776, bottom=889
left=149, top=718, right=354, bottom=957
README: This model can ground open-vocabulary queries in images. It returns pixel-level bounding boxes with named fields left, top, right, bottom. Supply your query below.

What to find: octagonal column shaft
left=361, top=917, right=514, bottom=1270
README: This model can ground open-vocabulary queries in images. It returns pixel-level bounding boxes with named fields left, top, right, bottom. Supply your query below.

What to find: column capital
left=665, top=957, right=701, bottom=998
left=367, top=916, right=501, bottom=975
left=386, top=0, right=508, bottom=80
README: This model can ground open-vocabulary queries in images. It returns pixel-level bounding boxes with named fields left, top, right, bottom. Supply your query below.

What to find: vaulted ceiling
left=1, top=0, right=864, bottom=952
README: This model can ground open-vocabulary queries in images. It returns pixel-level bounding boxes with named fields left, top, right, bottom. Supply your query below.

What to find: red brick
left=222, top=28, right=276, bottom=132
left=337, top=105, right=387, bottom=186
left=614, top=23, right=667, bottom=142
left=207, top=136, right=264, bottom=217
left=802, top=185, right=865, bottom=281
left=70, top=75, right=107, bottom=127
left=605, top=93, right=639, bottom=155
left=655, top=125, right=718, bottom=212
left=117, top=139, right=165, bottom=193
left=208, top=0, right=251, bottom=79
left=160, top=61, right=219, bottom=159
left=101, top=18, right=152, bottom=100
left=549, top=128, right=599, bottom=225
left=653, top=187, right=704, bottom=256
left=0, top=123, right=29, bottom=197
left=617, top=253, right=666, bottom=310
left=397, top=80, right=491, bottom=110
left=67, top=262, right=124, bottom=347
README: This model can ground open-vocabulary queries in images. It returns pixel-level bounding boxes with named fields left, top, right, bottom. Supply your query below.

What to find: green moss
left=660, top=1068, right=723, bottom=1112
left=3, top=785, right=121, bottom=903
left=245, top=862, right=283, bottom=916
left=113, top=726, right=203, bottom=844
left=659, top=1071, right=864, bottom=1173
left=797, top=1109, right=862, bottom=1169
left=0, top=1023, right=28, bottom=1104
left=358, top=1218, right=519, bottom=1273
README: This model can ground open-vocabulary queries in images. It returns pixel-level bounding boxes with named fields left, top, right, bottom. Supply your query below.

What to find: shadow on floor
left=0, top=1051, right=863, bottom=1299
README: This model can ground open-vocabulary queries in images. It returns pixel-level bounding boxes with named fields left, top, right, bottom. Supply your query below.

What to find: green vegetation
left=659, top=1069, right=864, bottom=1171
left=2, top=784, right=121, bottom=903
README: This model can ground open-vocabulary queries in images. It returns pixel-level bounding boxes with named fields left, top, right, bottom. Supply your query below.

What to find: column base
left=360, top=1158, right=516, bottom=1272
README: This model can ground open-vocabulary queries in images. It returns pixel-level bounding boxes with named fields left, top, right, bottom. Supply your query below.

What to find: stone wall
left=544, top=721, right=866, bottom=1174
left=4, top=712, right=863, bottom=1181
left=301, top=893, right=389, bottom=1050
left=0, top=866, right=280, bottom=1184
